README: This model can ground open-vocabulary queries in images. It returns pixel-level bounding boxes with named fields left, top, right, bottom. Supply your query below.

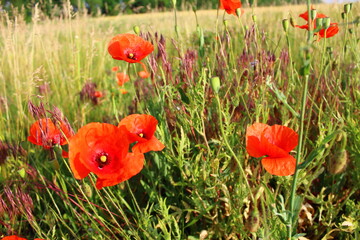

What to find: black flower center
left=96, top=152, right=110, bottom=169
left=127, top=53, right=136, bottom=60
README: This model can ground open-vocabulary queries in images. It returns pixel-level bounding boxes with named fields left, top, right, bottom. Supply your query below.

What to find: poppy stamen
left=128, top=53, right=135, bottom=59
left=138, top=133, right=144, bottom=138
left=100, top=155, right=107, bottom=163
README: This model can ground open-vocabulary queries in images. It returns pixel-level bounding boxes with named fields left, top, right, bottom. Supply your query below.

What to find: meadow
left=0, top=1, right=359, bottom=239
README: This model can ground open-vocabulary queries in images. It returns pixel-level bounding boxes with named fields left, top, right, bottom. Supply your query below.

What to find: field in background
left=0, top=2, right=359, bottom=239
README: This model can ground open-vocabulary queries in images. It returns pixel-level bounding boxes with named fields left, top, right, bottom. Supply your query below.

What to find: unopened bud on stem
left=210, top=77, right=220, bottom=94
left=282, top=19, right=289, bottom=32
left=310, top=9, right=317, bottom=20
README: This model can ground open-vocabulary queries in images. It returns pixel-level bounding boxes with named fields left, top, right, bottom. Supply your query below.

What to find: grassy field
left=0, top=1, right=359, bottom=239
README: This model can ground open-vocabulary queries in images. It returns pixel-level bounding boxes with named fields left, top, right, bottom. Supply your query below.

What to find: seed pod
left=328, top=149, right=348, bottom=174
left=316, top=18, right=324, bottom=29
left=290, top=17, right=296, bottom=28
left=236, top=8, right=242, bottom=17
left=344, top=4, right=351, bottom=14
left=133, top=25, right=140, bottom=35
left=341, top=12, right=346, bottom=20
left=252, top=15, right=257, bottom=23
left=323, top=18, right=331, bottom=29
left=282, top=19, right=289, bottom=32
left=310, top=9, right=317, bottom=20
left=82, top=183, right=93, bottom=198
left=210, top=77, right=220, bottom=94
left=245, top=208, right=260, bottom=233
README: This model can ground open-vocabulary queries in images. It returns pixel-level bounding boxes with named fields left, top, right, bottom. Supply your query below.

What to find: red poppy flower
left=93, top=91, right=103, bottom=98
left=68, top=123, right=144, bottom=189
left=246, top=123, right=298, bottom=176
left=28, top=118, right=73, bottom=149
left=138, top=71, right=149, bottom=79
left=295, top=10, right=339, bottom=40
left=118, top=114, right=165, bottom=154
left=219, top=0, right=242, bottom=16
left=108, top=34, right=154, bottom=63
left=116, top=72, right=130, bottom=86
left=1, top=236, right=27, bottom=240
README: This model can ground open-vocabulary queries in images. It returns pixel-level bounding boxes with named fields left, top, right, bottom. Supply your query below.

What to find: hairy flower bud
left=328, top=150, right=348, bottom=174
left=323, top=18, right=331, bottom=29
left=133, top=25, right=140, bottom=35
left=310, top=9, right=317, bottom=21
left=344, top=4, right=351, bottom=14
left=210, top=77, right=220, bottom=94
left=282, top=19, right=289, bottom=32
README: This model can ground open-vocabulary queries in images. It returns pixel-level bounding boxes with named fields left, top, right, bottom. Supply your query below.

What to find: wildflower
left=111, top=66, right=119, bottom=72
left=108, top=33, right=154, bottom=63
left=116, top=72, right=130, bottom=86
left=295, top=10, right=339, bottom=40
left=118, top=114, right=165, bottom=154
left=1, top=236, right=27, bottom=240
left=246, top=123, right=298, bottom=176
left=219, top=0, right=242, bottom=16
left=28, top=118, right=73, bottom=149
left=80, top=82, right=102, bottom=105
left=119, top=88, right=128, bottom=94
left=138, top=70, right=150, bottom=79
left=93, top=91, right=103, bottom=98
left=68, top=123, right=144, bottom=189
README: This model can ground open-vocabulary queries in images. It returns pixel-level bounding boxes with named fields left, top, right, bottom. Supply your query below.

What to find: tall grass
left=0, top=2, right=359, bottom=239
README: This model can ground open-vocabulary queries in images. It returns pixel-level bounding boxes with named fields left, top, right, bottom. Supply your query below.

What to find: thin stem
left=287, top=74, right=309, bottom=238
left=215, top=94, right=255, bottom=203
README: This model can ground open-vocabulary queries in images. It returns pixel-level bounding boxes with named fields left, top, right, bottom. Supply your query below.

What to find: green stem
left=215, top=94, right=255, bottom=203
left=288, top=74, right=309, bottom=238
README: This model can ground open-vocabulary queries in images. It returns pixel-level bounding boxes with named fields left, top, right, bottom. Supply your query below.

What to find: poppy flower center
left=138, top=133, right=144, bottom=138
left=96, top=153, right=110, bottom=169
left=127, top=53, right=136, bottom=60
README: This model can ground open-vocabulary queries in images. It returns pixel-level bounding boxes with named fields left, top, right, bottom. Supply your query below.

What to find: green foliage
left=0, top=2, right=359, bottom=240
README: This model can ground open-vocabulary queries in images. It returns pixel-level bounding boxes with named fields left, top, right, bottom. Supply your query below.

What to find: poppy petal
left=69, top=152, right=91, bottom=179
left=262, top=125, right=298, bottom=152
left=132, top=136, right=165, bottom=153
left=246, top=136, right=266, bottom=158
left=261, top=155, right=296, bottom=176
left=95, top=152, right=144, bottom=189
left=246, top=123, right=269, bottom=158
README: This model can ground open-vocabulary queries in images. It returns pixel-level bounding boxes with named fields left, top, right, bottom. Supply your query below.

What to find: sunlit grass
left=0, top=2, right=359, bottom=239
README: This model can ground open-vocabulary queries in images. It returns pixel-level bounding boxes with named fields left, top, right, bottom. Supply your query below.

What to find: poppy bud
left=252, top=14, right=257, bottom=23
left=344, top=4, right=351, bottom=14
left=310, top=9, right=317, bottom=20
left=210, top=77, right=220, bottom=94
left=223, top=20, right=228, bottom=28
left=133, top=25, right=140, bottom=35
left=82, top=183, right=93, bottom=198
left=328, top=149, right=348, bottom=174
left=290, top=17, right=296, bottom=28
left=341, top=12, right=346, bottom=20
left=236, top=8, right=242, bottom=17
left=282, top=19, right=289, bottom=32
left=245, top=208, right=260, bottom=232
left=315, top=18, right=324, bottom=29
left=323, top=18, right=331, bottom=29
